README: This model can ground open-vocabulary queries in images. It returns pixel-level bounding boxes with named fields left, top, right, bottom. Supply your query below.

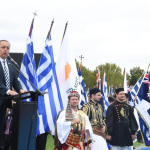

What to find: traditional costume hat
left=66, top=91, right=80, bottom=121
left=115, top=88, right=124, bottom=94
left=90, top=88, right=101, bottom=96
left=68, top=91, right=80, bottom=99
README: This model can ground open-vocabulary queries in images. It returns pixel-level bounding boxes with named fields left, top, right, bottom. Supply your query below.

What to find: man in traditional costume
left=82, top=88, right=108, bottom=150
left=106, top=88, right=138, bottom=150
left=54, top=91, right=94, bottom=150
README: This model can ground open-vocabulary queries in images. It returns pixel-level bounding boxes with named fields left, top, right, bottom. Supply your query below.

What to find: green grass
left=46, top=134, right=55, bottom=150
left=46, top=135, right=143, bottom=150
left=133, top=141, right=143, bottom=147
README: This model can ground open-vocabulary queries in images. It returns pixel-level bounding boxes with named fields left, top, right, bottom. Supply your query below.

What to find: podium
left=4, top=91, right=42, bottom=150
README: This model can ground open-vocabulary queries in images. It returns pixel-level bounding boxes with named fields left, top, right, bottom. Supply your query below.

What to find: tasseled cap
left=115, top=88, right=124, bottom=94
left=66, top=91, right=80, bottom=122
left=68, top=91, right=80, bottom=99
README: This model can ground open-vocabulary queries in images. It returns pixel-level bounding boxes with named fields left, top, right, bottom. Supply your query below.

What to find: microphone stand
left=9, top=59, right=44, bottom=96
left=8, top=59, right=45, bottom=150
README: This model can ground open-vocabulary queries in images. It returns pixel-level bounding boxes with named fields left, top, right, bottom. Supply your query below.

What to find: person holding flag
left=82, top=88, right=108, bottom=150
left=106, top=88, right=138, bottom=150
left=54, top=91, right=93, bottom=150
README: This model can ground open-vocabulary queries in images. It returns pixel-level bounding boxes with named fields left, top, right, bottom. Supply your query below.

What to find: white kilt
left=91, top=134, right=108, bottom=150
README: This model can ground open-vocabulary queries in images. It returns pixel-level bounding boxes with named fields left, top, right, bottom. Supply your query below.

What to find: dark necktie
left=3, top=61, right=10, bottom=90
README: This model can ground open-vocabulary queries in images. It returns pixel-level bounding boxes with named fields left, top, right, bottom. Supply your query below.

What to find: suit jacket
left=0, top=59, right=22, bottom=107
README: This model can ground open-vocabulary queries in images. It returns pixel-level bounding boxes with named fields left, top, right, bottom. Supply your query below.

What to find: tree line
left=75, top=60, right=144, bottom=91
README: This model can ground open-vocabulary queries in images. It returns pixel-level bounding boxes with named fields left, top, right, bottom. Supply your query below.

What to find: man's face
left=92, top=92, right=101, bottom=102
left=116, top=91, right=125, bottom=101
left=69, top=96, right=79, bottom=108
left=0, top=41, right=10, bottom=59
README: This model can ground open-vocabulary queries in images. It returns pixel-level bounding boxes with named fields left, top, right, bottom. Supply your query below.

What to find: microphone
left=7, top=55, right=19, bottom=68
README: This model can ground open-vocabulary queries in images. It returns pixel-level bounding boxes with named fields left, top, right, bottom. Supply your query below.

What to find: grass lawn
left=46, top=134, right=55, bottom=150
left=133, top=141, right=143, bottom=147
left=46, top=134, right=143, bottom=150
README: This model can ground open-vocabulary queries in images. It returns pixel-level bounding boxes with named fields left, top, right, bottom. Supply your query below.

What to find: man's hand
left=20, top=89, right=28, bottom=93
left=71, top=118, right=80, bottom=125
left=88, top=143, right=92, bottom=150
left=8, top=90, right=18, bottom=96
left=132, top=135, right=137, bottom=141
left=100, top=125, right=105, bottom=133
left=107, top=135, right=112, bottom=141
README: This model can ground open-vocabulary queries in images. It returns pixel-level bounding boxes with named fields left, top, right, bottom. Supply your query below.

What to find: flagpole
left=48, top=19, right=54, bottom=39
left=61, top=21, right=68, bottom=44
left=147, top=63, right=150, bottom=71
left=123, top=68, right=125, bottom=88
left=102, top=67, right=105, bottom=88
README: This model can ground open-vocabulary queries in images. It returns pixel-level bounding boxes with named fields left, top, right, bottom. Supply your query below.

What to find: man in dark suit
left=0, top=40, right=27, bottom=149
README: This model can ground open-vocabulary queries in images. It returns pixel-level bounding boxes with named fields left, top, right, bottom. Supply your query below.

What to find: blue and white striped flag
left=19, top=19, right=37, bottom=101
left=111, top=86, right=114, bottom=97
left=108, top=85, right=111, bottom=95
left=103, top=72, right=109, bottom=115
left=130, top=76, right=143, bottom=106
left=36, top=34, right=63, bottom=135
left=78, top=67, right=87, bottom=108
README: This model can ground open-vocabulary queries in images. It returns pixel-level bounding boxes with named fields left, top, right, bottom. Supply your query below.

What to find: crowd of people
left=0, top=40, right=139, bottom=150
left=54, top=88, right=138, bottom=150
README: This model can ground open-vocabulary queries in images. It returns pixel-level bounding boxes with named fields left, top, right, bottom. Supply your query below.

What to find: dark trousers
left=0, top=101, right=7, bottom=149
left=4, top=133, right=11, bottom=150
left=36, top=132, right=48, bottom=150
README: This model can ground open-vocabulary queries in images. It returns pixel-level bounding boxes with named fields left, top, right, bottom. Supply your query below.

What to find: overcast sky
left=1, top=0, right=150, bottom=74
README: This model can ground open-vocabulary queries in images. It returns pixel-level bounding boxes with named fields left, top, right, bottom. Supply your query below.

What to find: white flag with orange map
left=56, top=28, right=80, bottom=109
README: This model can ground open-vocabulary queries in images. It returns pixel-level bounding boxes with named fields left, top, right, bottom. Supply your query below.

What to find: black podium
left=4, top=91, right=41, bottom=150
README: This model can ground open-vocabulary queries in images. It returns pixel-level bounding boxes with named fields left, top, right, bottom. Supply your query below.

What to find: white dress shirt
left=0, top=57, right=10, bottom=94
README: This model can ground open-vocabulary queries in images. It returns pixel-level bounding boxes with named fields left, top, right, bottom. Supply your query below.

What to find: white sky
left=1, top=0, right=150, bottom=74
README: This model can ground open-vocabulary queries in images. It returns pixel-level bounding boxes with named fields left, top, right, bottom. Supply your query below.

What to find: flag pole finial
left=79, top=55, right=84, bottom=71
left=33, top=10, right=38, bottom=19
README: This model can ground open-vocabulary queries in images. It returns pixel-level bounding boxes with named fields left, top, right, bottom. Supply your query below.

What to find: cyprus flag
left=56, top=28, right=80, bottom=108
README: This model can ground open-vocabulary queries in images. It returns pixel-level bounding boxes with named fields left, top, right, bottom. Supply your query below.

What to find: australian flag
left=135, top=71, right=150, bottom=147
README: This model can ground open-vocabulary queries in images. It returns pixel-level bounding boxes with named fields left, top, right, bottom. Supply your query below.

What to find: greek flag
left=36, top=35, right=63, bottom=135
left=111, top=87, right=114, bottom=97
left=130, top=76, right=143, bottom=106
left=78, top=67, right=87, bottom=108
left=19, top=19, right=37, bottom=101
left=108, top=85, right=111, bottom=95
left=103, top=72, right=109, bottom=114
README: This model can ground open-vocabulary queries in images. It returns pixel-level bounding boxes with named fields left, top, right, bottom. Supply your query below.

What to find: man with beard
left=106, top=88, right=138, bottom=150
left=54, top=91, right=94, bottom=150
left=82, top=88, right=108, bottom=150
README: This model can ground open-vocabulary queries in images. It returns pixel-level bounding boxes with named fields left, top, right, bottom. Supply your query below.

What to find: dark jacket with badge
left=106, top=100, right=138, bottom=146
